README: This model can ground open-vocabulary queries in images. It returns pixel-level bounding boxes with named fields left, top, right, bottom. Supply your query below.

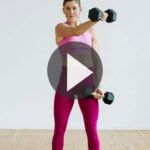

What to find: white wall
left=0, top=0, right=150, bottom=130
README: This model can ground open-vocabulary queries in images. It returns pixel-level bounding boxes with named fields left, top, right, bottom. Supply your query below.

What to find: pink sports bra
left=58, top=23, right=92, bottom=47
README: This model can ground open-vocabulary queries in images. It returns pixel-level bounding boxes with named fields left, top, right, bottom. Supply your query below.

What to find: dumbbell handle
left=91, top=92, right=104, bottom=99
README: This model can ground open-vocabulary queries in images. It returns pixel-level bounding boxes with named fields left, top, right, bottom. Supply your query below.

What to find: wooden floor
left=0, top=130, right=150, bottom=150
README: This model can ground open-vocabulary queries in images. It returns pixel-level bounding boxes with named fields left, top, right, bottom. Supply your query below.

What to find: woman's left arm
left=90, top=28, right=103, bottom=99
left=91, top=27, right=99, bottom=51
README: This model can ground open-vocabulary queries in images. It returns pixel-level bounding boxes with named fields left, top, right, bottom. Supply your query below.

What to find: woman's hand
left=101, top=12, right=109, bottom=21
left=92, top=88, right=103, bottom=100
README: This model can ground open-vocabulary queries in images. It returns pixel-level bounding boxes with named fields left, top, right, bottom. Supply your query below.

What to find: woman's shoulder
left=55, top=23, right=65, bottom=45
left=55, top=22, right=70, bottom=29
left=55, top=22, right=71, bottom=37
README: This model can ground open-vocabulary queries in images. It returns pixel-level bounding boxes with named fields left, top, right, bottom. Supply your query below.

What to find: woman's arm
left=91, top=27, right=99, bottom=51
left=90, top=27, right=101, bottom=56
left=55, top=11, right=109, bottom=38
left=91, top=28, right=104, bottom=99
left=55, top=20, right=97, bottom=37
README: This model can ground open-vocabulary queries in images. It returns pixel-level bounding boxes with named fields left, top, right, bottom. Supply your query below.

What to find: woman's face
left=63, top=1, right=82, bottom=23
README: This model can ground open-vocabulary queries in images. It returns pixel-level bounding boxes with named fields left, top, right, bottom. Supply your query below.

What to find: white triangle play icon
left=67, top=54, right=93, bottom=91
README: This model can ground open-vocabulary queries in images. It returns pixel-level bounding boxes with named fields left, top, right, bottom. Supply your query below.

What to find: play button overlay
left=67, top=54, right=93, bottom=91
left=47, top=42, right=103, bottom=99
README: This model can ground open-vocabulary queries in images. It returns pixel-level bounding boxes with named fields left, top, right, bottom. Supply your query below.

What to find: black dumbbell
left=88, top=7, right=103, bottom=22
left=88, top=7, right=117, bottom=23
left=104, top=9, right=117, bottom=23
left=84, top=87, right=114, bottom=105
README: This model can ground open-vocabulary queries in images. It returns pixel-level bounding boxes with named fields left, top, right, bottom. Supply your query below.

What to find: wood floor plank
left=0, top=130, right=149, bottom=150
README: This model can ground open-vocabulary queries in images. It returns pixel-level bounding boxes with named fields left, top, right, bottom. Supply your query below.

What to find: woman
left=52, top=0, right=108, bottom=149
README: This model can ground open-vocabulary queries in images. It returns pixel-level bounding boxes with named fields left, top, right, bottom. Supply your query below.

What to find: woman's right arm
left=55, top=10, right=109, bottom=38
left=55, top=20, right=97, bottom=37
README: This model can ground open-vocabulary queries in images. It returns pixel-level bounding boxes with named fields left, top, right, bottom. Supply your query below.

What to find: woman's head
left=63, top=0, right=82, bottom=23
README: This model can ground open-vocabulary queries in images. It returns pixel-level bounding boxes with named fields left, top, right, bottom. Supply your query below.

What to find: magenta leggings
left=52, top=92, right=100, bottom=150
